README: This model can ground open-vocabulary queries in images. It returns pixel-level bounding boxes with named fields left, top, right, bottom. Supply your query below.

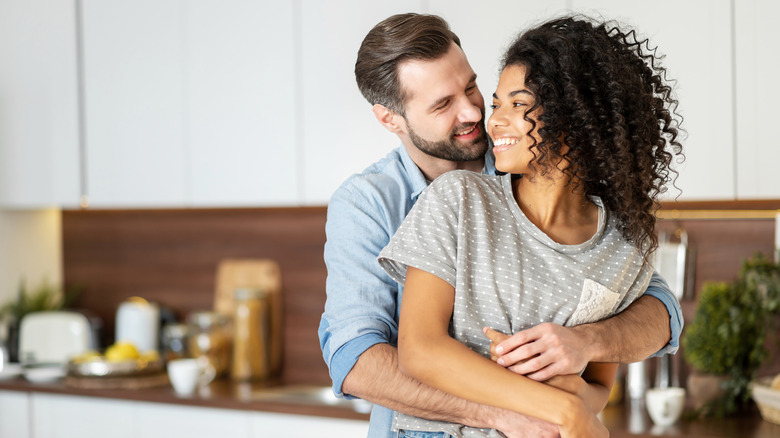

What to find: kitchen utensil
left=645, top=387, right=686, bottom=426
left=115, top=297, right=160, bottom=353
left=67, top=357, right=164, bottom=378
left=214, top=259, right=282, bottom=376
left=750, top=376, right=780, bottom=425
left=19, top=311, right=91, bottom=365
left=167, top=357, right=215, bottom=396
left=161, top=323, right=189, bottom=362
left=187, top=311, right=231, bottom=376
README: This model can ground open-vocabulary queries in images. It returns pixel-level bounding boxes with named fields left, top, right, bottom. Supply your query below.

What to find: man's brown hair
left=355, top=13, right=461, bottom=116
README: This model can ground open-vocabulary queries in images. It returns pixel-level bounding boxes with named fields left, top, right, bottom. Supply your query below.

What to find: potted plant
left=0, top=278, right=82, bottom=363
left=682, top=253, right=780, bottom=417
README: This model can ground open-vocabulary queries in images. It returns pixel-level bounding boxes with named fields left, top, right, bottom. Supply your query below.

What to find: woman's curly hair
left=502, top=15, right=685, bottom=258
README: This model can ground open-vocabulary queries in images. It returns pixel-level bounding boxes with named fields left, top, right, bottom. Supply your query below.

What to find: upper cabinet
left=1, top=1, right=779, bottom=208
left=0, top=0, right=81, bottom=209
left=734, top=0, right=780, bottom=199
left=81, top=0, right=298, bottom=208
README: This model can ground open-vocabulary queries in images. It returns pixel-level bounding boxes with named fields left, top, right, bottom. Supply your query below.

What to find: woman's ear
left=372, top=104, right=406, bottom=134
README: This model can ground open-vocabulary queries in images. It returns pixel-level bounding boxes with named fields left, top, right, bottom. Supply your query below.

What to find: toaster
left=19, top=311, right=92, bottom=365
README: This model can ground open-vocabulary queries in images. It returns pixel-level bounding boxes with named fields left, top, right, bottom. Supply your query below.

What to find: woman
left=378, top=15, right=683, bottom=438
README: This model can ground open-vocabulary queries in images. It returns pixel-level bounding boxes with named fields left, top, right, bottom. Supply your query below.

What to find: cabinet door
left=251, top=412, right=368, bottom=438
left=135, top=402, right=251, bottom=438
left=0, top=0, right=81, bottom=208
left=298, top=0, right=426, bottom=205
left=0, top=390, right=31, bottom=438
left=734, top=0, right=780, bottom=199
left=185, top=0, right=298, bottom=207
left=569, top=0, right=735, bottom=200
left=31, top=393, right=134, bottom=438
left=81, top=0, right=187, bottom=207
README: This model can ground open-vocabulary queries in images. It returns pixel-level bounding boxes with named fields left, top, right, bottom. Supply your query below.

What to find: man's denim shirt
left=318, top=146, right=683, bottom=437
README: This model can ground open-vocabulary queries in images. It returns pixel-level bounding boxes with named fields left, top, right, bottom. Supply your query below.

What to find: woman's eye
left=513, top=102, right=526, bottom=107
left=489, top=104, right=498, bottom=110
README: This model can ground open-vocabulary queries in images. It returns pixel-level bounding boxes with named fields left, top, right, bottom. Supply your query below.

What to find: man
left=319, top=13, right=682, bottom=438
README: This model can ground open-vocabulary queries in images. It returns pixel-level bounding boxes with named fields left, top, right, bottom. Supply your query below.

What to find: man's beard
left=406, top=118, right=489, bottom=162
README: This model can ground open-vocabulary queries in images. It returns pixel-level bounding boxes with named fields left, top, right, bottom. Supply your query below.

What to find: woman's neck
left=512, top=173, right=599, bottom=245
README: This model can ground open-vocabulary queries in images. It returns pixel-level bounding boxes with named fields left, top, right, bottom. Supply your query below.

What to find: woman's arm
left=398, top=267, right=608, bottom=438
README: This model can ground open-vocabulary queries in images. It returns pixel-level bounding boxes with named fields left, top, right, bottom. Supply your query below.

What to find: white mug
left=645, top=387, right=686, bottom=426
left=167, top=357, right=215, bottom=396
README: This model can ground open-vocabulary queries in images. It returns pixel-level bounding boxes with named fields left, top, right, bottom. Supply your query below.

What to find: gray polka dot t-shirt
left=378, top=170, right=653, bottom=437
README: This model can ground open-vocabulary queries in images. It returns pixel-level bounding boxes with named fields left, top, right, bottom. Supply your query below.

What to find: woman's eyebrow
left=492, top=89, right=532, bottom=99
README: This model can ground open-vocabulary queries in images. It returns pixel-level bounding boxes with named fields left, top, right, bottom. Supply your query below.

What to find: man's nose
left=457, top=98, right=483, bottom=124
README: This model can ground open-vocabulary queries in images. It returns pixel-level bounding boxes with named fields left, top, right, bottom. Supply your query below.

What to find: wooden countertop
left=601, top=397, right=780, bottom=437
left=2, top=376, right=779, bottom=436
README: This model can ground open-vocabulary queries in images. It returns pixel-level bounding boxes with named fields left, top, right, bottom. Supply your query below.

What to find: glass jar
left=161, top=323, right=189, bottom=362
left=186, top=311, right=232, bottom=377
left=231, top=288, right=270, bottom=381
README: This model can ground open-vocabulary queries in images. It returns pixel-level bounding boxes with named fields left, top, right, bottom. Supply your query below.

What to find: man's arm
left=487, top=272, right=682, bottom=381
left=344, top=343, right=559, bottom=437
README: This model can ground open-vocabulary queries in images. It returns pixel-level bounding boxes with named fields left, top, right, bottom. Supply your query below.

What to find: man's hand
left=483, top=324, right=592, bottom=381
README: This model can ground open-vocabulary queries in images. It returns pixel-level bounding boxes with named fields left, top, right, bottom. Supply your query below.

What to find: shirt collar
left=399, top=145, right=498, bottom=201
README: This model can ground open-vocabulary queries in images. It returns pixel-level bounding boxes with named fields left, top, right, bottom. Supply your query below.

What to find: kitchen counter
left=2, top=376, right=779, bottom=436
left=0, top=376, right=369, bottom=421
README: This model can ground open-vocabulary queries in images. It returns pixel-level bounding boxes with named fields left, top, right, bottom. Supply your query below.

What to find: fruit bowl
left=67, top=357, right=164, bottom=378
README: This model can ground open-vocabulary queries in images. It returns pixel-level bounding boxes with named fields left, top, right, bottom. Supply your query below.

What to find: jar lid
left=233, top=287, right=266, bottom=301
left=186, top=311, right=228, bottom=328
left=162, top=323, right=189, bottom=338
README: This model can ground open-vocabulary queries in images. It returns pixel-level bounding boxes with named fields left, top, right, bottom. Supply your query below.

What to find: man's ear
left=372, top=104, right=406, bottom=134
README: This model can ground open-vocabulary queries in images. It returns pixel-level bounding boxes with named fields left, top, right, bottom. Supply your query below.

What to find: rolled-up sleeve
left=319, top=179, right=405, bottom=399
left=643, top=271, right=683, bottom=356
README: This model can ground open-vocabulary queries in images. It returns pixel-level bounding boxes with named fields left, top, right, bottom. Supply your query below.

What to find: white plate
left=0, top=363, right=23, bottom=380
left=23, top=366, right=66, bottom=383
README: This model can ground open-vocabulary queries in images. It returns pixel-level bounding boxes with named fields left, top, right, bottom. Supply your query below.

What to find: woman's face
left=487, top=64, right=543, bottom=175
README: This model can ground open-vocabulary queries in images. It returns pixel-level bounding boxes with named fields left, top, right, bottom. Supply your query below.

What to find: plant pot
left=687, top=372, right=729, bottom=409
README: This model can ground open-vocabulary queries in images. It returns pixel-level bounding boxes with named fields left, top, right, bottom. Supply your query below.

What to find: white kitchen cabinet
left=0, top=390, right=31, bottom=438
left=298, top=0, right=426, bottom=205
left=569, top=0, right=735, bottom=201
left=0, top=0, right=81, bottom=209
left=31, top=393, right=134, bottom=438
left=135, top=403, right=251, bottom=438
left=184, top=0, right=298, bottom=207
left=734, top=0, right=780, bottom=199
left=81, top=0, right=187, bottom=208
left=81, top=0, right=298, bottom=208
left=251, top=411, right=369, bottom=437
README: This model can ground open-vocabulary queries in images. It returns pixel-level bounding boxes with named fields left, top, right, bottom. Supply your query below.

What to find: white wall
left=0, top=210, right=62, bottom=339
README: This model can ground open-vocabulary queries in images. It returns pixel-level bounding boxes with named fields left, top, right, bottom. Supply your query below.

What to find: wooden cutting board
left=214, top=259, right=283, bottom=378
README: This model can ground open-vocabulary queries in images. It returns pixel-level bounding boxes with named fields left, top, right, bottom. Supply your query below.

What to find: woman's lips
left=492, top=136, right=519, bottom=153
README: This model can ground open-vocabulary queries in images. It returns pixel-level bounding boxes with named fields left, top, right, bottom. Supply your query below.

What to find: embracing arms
left=488, top=273, right=682, bottom=380
left=398, top=267, right=614, bottom=438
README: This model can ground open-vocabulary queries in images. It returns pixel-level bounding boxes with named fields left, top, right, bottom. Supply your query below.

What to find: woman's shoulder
left=430, top=170, right=500, bottom=191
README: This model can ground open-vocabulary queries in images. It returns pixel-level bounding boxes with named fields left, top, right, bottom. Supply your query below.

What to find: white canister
left=115, top=297, right=160, bottom=352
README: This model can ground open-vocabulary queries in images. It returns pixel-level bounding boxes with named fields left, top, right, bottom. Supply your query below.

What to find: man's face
left=396, top=43, right=488, bottom=162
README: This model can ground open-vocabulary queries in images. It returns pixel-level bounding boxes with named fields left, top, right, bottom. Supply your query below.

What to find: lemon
left=139, top=350, right=160, bottom=362
left=105, top=341, right=140, bottom=362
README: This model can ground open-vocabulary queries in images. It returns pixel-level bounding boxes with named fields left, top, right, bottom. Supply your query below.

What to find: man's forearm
left=343, top=343, right=496, bottom=426
left=342, top=343, right=557, bottom=436
left=575, top=295, right=671, bottom=363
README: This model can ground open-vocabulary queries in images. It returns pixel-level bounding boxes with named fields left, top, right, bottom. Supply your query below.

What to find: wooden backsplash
left=62, top=202, right=779, bottom=388
left=63, top=207, right=331, bottom=386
